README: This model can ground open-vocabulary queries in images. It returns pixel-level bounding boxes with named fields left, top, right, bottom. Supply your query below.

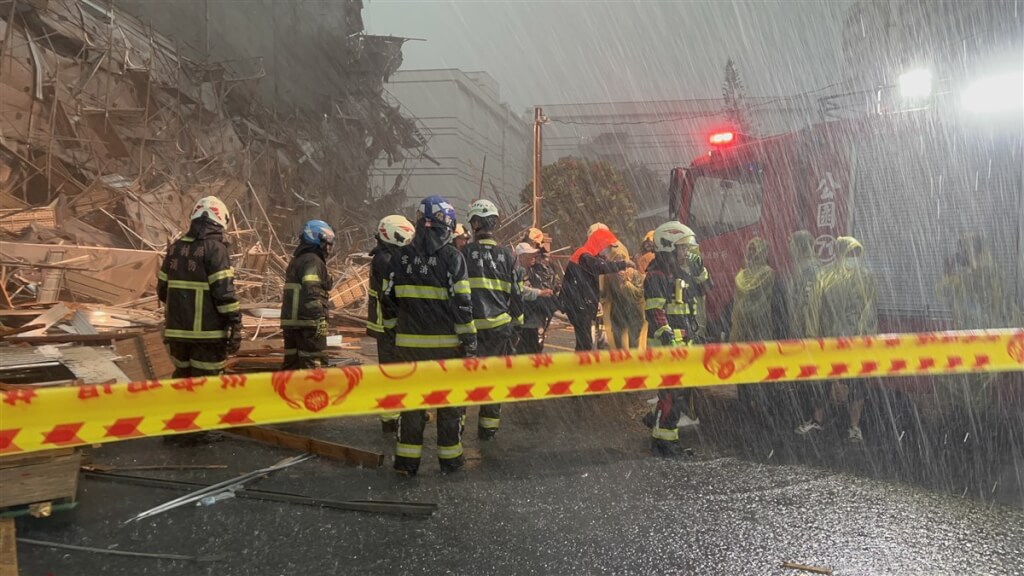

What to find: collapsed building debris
left=1, top=0, right=425, bottom=382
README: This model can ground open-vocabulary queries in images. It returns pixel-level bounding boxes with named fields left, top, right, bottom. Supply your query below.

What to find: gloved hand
left=659, top=330, right=676, bottom=347
left=315, top=317, right=328, bottom=339
left=686, top=252, right=704, bottom=274
left=226, top=322, right=243, bottom=355
left=459, top=335, right=478, bottom=358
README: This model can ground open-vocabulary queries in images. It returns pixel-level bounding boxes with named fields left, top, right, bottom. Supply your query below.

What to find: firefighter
left=642, top=221, right=700, bottom=456
left=453, top=224, right=470, bottom=251
left=368, top=215, right=415, bottom=434
left=462, top=199, right=522, bottom=440
left=796, top=236, right=877, bottom=442
left=521, top=227, right=545, bottom=249
left=635, top=230, right=656, bottom=273
left=385, top=195, right=476, bottom=476
left=561, top=226, right=635, bottom=351
left=663, top=231, right=712, bottom=429
left=280, top=220, right=335, bottom=370
left=158, top=196, right=241, bottom=378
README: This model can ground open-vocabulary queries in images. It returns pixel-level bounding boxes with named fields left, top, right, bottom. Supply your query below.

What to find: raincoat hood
left=744, top=237, right=769, bottom=268
left=607, top=243, right=631, bottom=263
left=570, top=228, right=619, bottom=264
left=835, top=236, right=863, bottom=261
left=789, top=230, right=815, bottom=263
left=736, top=237, right=773, bottom=293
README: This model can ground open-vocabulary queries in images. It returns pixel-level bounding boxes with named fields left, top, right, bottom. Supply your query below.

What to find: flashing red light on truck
left=708, top=131, right=735, bottom=146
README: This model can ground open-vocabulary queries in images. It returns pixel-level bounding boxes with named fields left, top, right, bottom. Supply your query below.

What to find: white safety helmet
left=588, top=222, right=610, bottom=237
left=190, top=196, right=230, bottom=228
left=653, top=221, right=697, bottom=252
left=377, top=214, right=415, bottom=247
left=467, top=199, right=500, bottom=221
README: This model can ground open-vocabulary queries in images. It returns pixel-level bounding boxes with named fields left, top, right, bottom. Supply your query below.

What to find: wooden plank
left=113, top=336, right=148, bottom=382
left=0, top=451, right=80, bottom=508
left=7, top=332, right=138, bottom=344
left=18, top=303, right=70, bottom=336
left=141, top=331, right=174, bottom=379
left=0, top=518, right=16, bottom=576
left=225, top=426, right=383, bottom=469
left=64, top=271, right=131, bottom=304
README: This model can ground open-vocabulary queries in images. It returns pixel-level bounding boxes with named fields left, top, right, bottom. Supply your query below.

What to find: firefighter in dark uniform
left=462, top=199, right=522, bottom=440
left=158, top=196, right=241, bottom=377
left=384, top=195, right=477, bottom=476
left=642, top=221, right=702, bottom=457
left=368, top=214, right=415, bottom=433
left=280, top=220, right=334, bottom=370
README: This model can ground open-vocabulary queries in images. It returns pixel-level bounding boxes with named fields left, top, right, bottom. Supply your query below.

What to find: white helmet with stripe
left=190, top=196, right=230, bottom=228
left=377, top=214, right=415, bottom=247
left=653, top=221, right=697, bottom=252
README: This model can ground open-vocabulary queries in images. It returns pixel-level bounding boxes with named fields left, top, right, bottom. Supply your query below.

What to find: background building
left=370, top=69, right=531, bottom=215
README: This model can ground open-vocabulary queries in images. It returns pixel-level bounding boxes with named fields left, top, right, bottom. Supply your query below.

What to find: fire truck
left=667, top=82, right=1022, bottom=406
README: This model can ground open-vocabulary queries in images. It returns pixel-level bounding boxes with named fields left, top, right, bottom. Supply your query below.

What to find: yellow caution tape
left=2, top=330, right=1022, bottom=455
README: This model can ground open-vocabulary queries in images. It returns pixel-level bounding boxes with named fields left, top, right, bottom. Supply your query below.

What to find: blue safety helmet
left=301, top=219, right=336, bottom=248
left=416, top=195, right=457, bottom=231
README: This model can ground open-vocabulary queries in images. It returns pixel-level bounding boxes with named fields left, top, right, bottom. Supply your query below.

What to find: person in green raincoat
left=796, top=236, right=877, bottom=443
left=729, top=237, right=787, bottom=415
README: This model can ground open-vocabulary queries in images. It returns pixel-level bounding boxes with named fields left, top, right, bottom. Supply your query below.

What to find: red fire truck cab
left=669, top=111, right=1022, bottom=400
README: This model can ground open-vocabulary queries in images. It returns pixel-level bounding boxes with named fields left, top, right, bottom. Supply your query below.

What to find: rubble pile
left=1, top=0, right=420, bottom=380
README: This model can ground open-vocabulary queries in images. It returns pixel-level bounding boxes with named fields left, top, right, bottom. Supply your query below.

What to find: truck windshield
left=687, top=167, right=764, bottom=239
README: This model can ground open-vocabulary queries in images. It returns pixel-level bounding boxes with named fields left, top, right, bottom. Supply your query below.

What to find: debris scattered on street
left=123, top=454, right=314, bottom=523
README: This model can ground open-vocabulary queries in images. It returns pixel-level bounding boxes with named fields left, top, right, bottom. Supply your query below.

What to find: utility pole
left=531, top=106, right=545, bottom=229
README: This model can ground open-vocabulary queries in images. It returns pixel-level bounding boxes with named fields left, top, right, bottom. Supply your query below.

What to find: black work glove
left=226, top=322, right=243, bottom=355
left=459, top=335, right=478, bottom=358
left=686, top=252, right=704, bottom=274
left=659, top=330, right=676, bottom=347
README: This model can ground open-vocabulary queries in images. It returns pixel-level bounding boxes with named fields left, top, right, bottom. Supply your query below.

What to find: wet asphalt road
left=14, top=390, right=1024, bottom=576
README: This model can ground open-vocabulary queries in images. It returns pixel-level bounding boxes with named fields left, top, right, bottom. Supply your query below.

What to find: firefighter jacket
left=643, top=265, right=675, bottom=343
left=281, top=244, right=332, bottom=328
left=157, top=219, right=241, bottom=342
left=367, top=243, right=400, bottom=337
left=463, top=236, right=523, bottom=330
left=385, top=226, right=476, bottom=350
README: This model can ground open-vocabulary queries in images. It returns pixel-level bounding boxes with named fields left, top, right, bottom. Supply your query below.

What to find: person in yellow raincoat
left=601, top=243, right=646, bottom=349
left=728, top=237, right=787, bottom=415
left=785, top=231, right=820, bottom=339
left=935, top=235, right=1017, bottom=421
left=796, top=236, right=877, bottom=443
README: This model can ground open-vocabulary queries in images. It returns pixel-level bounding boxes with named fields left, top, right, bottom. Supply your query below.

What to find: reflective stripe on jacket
left=281, top=244, right=332, bottom=328
left=157, top=221, right=240, bottom=341
left=387, top=234, right=475, bottom=350
left=463, top=238, right=523, bottom=331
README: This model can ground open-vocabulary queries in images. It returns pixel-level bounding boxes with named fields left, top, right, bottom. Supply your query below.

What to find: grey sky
left=364, top=1, right=855, bottom=111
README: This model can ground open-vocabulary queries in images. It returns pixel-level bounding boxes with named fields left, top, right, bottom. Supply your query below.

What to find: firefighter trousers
left=476, top=326, right=514, bottom=437
left=394, top=347, right=465, bottom=474
left=282, top=327, right=326, bottom=370
left=168, top=341, right=227, bottom=378
left=650, top=340, right=690, bottom=447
